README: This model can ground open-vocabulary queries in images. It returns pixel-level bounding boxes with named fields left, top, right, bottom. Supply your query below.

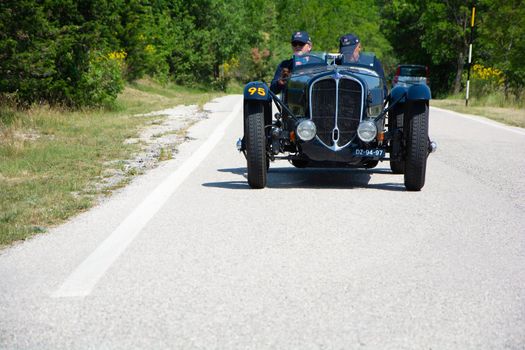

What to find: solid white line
left=431, top=106, right=525, bottom=136
left=52, top=99, right=243, bottom=298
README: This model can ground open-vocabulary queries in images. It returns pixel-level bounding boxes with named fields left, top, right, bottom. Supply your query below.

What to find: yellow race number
left=248, top=86, right=266, bottom=96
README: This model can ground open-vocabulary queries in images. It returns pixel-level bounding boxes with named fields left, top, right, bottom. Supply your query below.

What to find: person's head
left=290, top=31, right=312, bottom=56
left=339, top=33, right=361, bottom=61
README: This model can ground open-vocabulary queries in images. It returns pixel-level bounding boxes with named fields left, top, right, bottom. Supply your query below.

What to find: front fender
left=390, top=86, right=407, bottom=103
left=407, top=84, right=431, bottom=101
left=390, top=84, right=431, bottom=104
left=244, top=81, right=271, bottom=102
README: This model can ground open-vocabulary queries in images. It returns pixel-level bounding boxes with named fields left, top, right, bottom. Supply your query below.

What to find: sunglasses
left=291, top=41, right=306, bottom=47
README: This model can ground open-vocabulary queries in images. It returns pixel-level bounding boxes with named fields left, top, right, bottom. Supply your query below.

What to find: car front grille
left=310, top=77, right=362, bottom=148
left=310, top=79, right=337, bottom=146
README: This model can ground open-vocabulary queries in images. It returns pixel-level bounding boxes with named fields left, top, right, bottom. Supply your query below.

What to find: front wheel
left=403, top=102, right=429, bottom=191
left=245, top=102, right=267, bottom=188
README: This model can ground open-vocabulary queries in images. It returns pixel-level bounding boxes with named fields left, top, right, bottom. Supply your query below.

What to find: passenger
left=339, top=33, right=387, bottom=95
left=270, top=31, right=312, bottom=94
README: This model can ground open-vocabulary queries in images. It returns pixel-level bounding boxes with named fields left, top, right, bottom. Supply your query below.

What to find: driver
left=270, top=31, right=312, bottom=94
left=339, top=33, right=387, bottom=95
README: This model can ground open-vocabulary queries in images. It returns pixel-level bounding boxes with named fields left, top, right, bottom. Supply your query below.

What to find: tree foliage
left=380, top=0, right=525, bottom=96
left=476, top=0, right=525, bottom=97
left=0, top=0, right=522, bottom=107
left=0, top=0, right=125, bottom=107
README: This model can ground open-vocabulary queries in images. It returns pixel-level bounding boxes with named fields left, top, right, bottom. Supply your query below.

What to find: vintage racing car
left=237, top=52, right=436, bottom=191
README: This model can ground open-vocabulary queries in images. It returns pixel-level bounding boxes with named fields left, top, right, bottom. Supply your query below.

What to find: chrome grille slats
left=309, top=74, right=363, bottom=150
left=310, top=79, right=336, bottom=146
left=337, top=79, right=361, bottom=146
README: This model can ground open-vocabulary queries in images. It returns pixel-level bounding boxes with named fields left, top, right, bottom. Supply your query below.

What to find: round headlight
left=357, top=120, right=377, bottom=142
left=296, top=120, right=316, bottom=141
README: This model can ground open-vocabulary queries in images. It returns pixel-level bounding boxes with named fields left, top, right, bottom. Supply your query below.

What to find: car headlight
left=296, top=120, right=316, bottom=141
left=357, top=120, right=377, bottom=142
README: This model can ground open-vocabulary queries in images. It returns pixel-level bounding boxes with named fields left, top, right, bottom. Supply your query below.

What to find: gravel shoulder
left=94, top=105, right=209, bottom=193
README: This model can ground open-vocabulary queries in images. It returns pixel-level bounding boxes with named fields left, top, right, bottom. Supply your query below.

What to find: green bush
left=43, top=45, right=125, bottom=108
left=469, top=64, right=505, bottom=99
left=0, top=1, right=125, bottom=108
left=75, top=51, right=125, bottom=107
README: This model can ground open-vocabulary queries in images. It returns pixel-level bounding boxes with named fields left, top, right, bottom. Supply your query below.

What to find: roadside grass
left=0, top=79, right=223, bottom=246
left=431, top=94, right=525, bottom=128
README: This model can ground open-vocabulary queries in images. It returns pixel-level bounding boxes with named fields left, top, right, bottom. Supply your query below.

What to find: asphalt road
left=1, top=95, right=524, bottom=349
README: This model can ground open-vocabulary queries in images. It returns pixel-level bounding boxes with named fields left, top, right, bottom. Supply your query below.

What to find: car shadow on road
left=202, top=166, right=405, bottom=191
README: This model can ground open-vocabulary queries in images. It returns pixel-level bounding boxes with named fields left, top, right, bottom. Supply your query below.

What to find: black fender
left=407, top=84, right=431, bottom=101
left=390, top=86, right=407, bottom=104
left=243, top=87, right=272, bottom=140
left=243, top=81, right=271, bottom=102
left=390, top=84, right=431, bottom=104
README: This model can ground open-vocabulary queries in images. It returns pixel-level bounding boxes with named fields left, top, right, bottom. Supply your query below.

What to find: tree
left=380, top=0, right=472, bottom=95
left=476, top=0, right=525, bottom=96
left=276, top=0, right=392, bottom=57
left=0, top=0, right=57, bottom=104
left=0, top=0, right=125, bottom=107
left=420, top=0, right=471, bottom=94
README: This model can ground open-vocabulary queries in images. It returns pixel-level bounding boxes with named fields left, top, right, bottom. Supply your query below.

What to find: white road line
left=52, top=99, right=242, bottom=298
left=431, top=106, right=525, bottom=136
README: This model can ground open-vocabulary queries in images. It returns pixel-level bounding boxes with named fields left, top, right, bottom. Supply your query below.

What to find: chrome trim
left=429, top=140, right=437, bottom=153
left=236, top=138, right=242, bottom=151
left=334, top=77, right=339, bottom=143
left=308, top=72, right=364, bottom=151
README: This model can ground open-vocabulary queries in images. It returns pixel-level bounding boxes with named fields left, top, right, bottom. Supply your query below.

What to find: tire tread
left=246, top=102, right=267, bottom=188
left=404, top=102, right=429, bottom=191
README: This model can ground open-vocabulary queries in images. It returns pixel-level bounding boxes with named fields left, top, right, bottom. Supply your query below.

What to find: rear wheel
left=388, top=103, right=405, bottom=174
left=245, top=102, right=267, bottom=188
left=403, top=102, right=429, bottom=191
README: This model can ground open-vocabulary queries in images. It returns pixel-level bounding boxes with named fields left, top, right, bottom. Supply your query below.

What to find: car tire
left=245, top=102, right=267, bottom=189
left=403, top=101, right=429, bottom=191
left=388, top=103, right=405, bottom=174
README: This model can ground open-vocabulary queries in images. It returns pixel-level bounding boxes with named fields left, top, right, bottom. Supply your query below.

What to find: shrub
left=470, top=64, right=505, bottom=98
left=214, top=57, right=240, bottom=91
left=75, top=51, right=125, bottom=107
left=238, top=47, right=275, bottom=84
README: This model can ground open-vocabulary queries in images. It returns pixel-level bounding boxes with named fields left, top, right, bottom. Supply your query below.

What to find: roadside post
left=466, top=4, right=476, bottom=106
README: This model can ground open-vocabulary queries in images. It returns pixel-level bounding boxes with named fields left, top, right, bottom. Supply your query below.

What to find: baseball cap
left=339, top=33, right=360, bottom=53
left=291, top=31, right=311, bottom=44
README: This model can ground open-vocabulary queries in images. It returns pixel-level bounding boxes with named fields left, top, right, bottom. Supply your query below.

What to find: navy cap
left=339, top=33, right=360, bottom=53
left=291, top=31, right=311, bottom=44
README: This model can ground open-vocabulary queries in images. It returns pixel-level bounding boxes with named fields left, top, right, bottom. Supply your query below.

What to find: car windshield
left=339, top=54, right=383, bottom=91
left=292, top=52, right=385, bottom=102
left=293, top=52, right=327, bottom=68
left=399, top=66, right=426, bottom=77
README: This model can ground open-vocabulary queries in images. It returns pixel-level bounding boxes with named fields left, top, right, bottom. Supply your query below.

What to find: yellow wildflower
left=145, top=44, right=155, bottom=54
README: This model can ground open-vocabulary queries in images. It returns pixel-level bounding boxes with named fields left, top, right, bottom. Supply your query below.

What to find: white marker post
left=466, top=6, right=476, bottom=106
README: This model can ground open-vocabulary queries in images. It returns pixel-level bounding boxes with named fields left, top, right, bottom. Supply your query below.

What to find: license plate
left=352, top=148, right=385, bottom=158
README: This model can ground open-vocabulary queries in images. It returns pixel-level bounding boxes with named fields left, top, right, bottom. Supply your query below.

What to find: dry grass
left=0, top=79, right=223, bottom=246
left=431, top=99, right=525, bottom=128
